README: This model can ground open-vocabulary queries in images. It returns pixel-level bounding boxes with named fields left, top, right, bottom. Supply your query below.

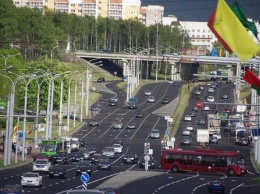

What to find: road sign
left=252, top=128, right=260, bottom=137
left=144, top=155, right=150, bottom=171
left=165, top=129, right=170, bottom=135
left=18, top=131, right=23, bottom=141
left=80, top=173, right=90, bottom=183
left=144, top=155, right=150, bottom=161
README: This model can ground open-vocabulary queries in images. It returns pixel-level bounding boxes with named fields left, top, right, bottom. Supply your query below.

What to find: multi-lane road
left=0, top=80, right=259, bottom=194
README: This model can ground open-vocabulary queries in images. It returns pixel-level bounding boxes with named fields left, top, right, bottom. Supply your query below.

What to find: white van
left=71, top=138, right=80, bottom=151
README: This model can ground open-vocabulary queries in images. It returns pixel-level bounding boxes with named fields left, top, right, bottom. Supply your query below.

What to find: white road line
left=130, top=114, right=151, bottom=139
left=230, top=183, right=244, bottom=194
left=146, top=117, right=161, bottom=140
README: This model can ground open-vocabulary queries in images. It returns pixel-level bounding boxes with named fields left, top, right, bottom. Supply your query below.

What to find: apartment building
left=12, top=0, right=141, bottom=20
left=140, top=5, right=164, bottom=27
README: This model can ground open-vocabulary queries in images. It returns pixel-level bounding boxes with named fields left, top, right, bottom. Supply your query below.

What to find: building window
left=192, top=29, right=195, bottom=32
left=203, top=30, right=205, bottom=32
left=197, top=29, right=200, bottom=32
left=71, top=4, right=75, bottom=6
left=197, top=35, right=200, bottom=38
left=202, top=35, right=205, bottom=38
left=78, top=4, right=82, bottom=6
left=208, top=35, right=210, bottom=38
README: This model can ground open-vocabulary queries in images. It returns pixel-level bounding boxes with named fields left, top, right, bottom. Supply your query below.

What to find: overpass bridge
left=75, top=51, right=260, bottom=81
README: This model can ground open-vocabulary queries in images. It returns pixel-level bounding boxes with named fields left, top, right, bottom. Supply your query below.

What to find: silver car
left=147, top=96, right=155, bottom=103
left=113, top=121, right=123, bottom=129
left=21, top=172, right=43, bottom=187
left=149, top=129, right=160, bottom=139
left=102, top=147, right=115, bottom=159
left=32, top=159, right=51, bottom=173
left=145, top=90, right=152, bottom=96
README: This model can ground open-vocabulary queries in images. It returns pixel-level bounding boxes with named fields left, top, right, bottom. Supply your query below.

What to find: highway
left=0, top=80, right=259, bottom=194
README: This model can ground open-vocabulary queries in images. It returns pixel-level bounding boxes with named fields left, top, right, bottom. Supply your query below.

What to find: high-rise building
left=140, top=5, right=164, bottom=27
left=12, top=0, right=141, bottom=20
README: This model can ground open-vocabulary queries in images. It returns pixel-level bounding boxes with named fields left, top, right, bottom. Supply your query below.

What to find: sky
left=141, top=0, right=260, bottom=22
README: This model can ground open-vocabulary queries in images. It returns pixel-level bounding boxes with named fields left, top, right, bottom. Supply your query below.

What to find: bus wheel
left=172, top=165, right=179, bottom=173
left=228, top=169, right=235, bottom=176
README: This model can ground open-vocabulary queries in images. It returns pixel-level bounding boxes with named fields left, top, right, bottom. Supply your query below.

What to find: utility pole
left=155, top=19, right=159, bottom=82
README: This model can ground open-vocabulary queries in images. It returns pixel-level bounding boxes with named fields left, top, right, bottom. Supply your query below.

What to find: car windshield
left=100, top=158, right=109, bottom=163
left=24, top=173, right=38, bottom=177
left=56, top=152, right=66, bottom=156
left=126, top=153, right=134, bottom=157
left=182, top=136, right=191, bottom=140
left=52, top=166, right=63, bottom=170
left=113, top=144, right=121, bottom=148
left=210, top=179, right=222, bottom=184
left=152, top=129, right=159, bottom=133
left=103, top=147, right=113, bottom=152
left=35, top=160, right=48, bottom=164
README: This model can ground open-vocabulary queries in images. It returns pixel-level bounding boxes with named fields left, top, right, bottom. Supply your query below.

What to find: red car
left=194, top=101, right=203, bottom=108
left=33, top=153, right=49, bottom=162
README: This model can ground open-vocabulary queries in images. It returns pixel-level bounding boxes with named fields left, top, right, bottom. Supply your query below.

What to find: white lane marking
left=98, top=124, right=114, bottom=138
left=230, top=183, right=245, bottom=194
left=152, top=173, right=199, bottom=194
left=130, top=114, right=151, bottom=139
left=247, top=170, right=255, bottom=175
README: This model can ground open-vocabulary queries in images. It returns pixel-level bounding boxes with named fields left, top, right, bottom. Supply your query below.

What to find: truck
left=207, top=114, right=221, bottom=135
left=196, top=129, right=209, bottom=146
left=128, top=97, right=138, bottom=109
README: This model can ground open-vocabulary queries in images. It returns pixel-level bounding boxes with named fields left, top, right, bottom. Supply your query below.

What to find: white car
left=208, top=88, right=214, bottom=93
left=112, top=144, right=123, bottom=154
left=182, top=130, right=191, bottom=136
left=147, top=96, right=155, bottom=103
left=213, top=132, right=222, bottom=140
left=186, top=126, right=195, bottom=133
left=32, top=159, right=51, bottom=173
left=21, top=172, right=42, bottom=187
left=144, top=90, right=152, bottom=96
left=149, top=129, right=160, bottom=139
left=113, top=122, right=123, bottom=129
left=203, top=105, right=210, bottom=111
left=207, top=96, right=215, bottom=102
left=102, top=147, right=115, bottom=159
left=184, top=115, right=192, bottom=121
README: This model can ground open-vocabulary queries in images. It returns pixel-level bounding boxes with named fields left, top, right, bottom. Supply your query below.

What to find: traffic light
left=144, top=143, right=150, bottom=155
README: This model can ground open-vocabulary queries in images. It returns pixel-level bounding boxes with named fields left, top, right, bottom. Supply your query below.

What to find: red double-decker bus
left=161, top=149, right=246, bottom=176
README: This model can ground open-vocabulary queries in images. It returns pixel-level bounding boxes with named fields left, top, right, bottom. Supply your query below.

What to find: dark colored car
left=173, top=82, right=179, bottom=86
left=97, top=77, right=105, bottom=82
left=75, top=161, right=92, bottom=176
left=97, top=158, right=112, bottom=171
left=135, top=110, right=143, bottom=118
left=85, top=144, right=97, bottom=155
left=52, top=152, right=70, bottom=164
left=1, top=184, right=24, bottom=194
left=161, top=97, right=169, bottom=104
left=91, top=153, right=102, bottom=163
left=209, top=136, right=218, bottom=144
left=89, top=119, right=99, bottom=126
left=123, top=153, right=138, bottom=164
left=79, top=138, right=84, bottom=147
left=139, top=155, right=156, bottom=169
left=127, top=122, right=136, bottom=129
left=181, top=136, right=192, bottom=146
left=197, top=119, right=206, bottom=125
left=109, top=100, right=117, bottom=106
left=33, top=153, right=49, bottom=162
left=208, top=179, right=225, bottom=193
left=192, top=106, right=199, bottom=112
left=189, top=111, right=196, bottom=117
left=91, top=104, right=99, bottom=111
left=72, top=153, right=85, bottom=163
left=49, top=165, right=67, bottom=179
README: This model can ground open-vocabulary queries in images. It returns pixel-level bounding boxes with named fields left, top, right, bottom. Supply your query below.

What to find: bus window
left=183, top=155, right=192, bottom=165
left=193, top=155, right=204, bottom=165
left=216, top=157, right=227, bottom=167
left=204, top=156, right=216, bottom=166
left=165, top=154, right=182, bottom=163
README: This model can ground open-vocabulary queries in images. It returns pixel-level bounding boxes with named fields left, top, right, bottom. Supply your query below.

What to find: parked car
left=149, top=129, right=160, bottom=139
left=138, top=155, right=156, bottom=169
left=91, top=153, right=102, bottom=163
left=75, top=161, right=92, bottom=176
left=102, top=147, right=115, bottom=159
left=98, top=157, right=111, bottom=171
left=32, top=159, right=51, bottom=173
left=52, top=152, right=70, bottom=164
left=89, top=119, right=99, bottom=126
left=49, top=165, right=67, bottom=179
left=1, top=185, right=24, bottom=194
left=21, top=172, right=42, bottom=187
left=147, top=96, right=155, bottom=103
left=208, top=178, right=225, bottom=193
left=97, top=77, right=105, bottom=82
left=181, top=136, right=192, bottom=146
left=123, top=153, right=138, bottom=164
left=112, top=144, right=123, bottom=154
left=127, top=122, right=136, bottom=129
left=144, top=90, right=152, bottom=96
